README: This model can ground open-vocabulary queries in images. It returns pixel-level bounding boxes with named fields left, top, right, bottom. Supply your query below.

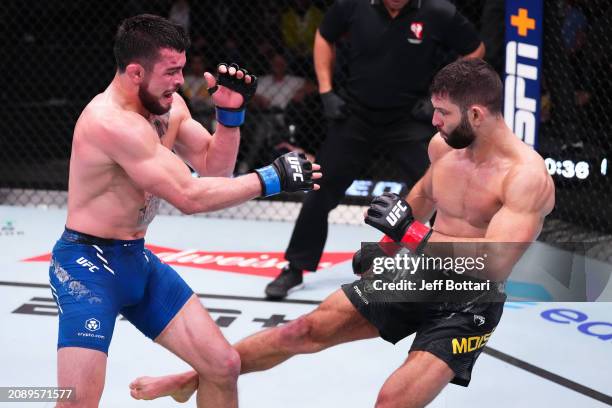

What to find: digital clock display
left=544, top=157, right=608, bottom=180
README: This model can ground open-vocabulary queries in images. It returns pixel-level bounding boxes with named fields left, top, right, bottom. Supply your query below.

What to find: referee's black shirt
left=319, top=0, right=481, bottom=110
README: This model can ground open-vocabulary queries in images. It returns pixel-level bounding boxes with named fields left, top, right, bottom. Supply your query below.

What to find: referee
left=266, top=0, right=485, bottom=299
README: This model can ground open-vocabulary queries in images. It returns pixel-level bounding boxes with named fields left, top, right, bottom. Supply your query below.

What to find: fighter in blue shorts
left=50, top=14, right=320, bottom=407
left=50, top=230, right=193, bottom=354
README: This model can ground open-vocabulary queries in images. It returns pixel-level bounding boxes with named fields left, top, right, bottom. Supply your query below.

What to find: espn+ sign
left=504, top=1, right=543, bottom=148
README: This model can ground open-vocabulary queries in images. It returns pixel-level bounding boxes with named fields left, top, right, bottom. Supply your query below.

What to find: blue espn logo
left=505, top=303, right=612, bottom=342
left=541, top=308, right=612, bottom=341
left=504, top=1, right=543, bottom=148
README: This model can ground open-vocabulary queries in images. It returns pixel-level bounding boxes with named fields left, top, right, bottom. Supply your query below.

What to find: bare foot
left=129, top=373, right=198, bottom=403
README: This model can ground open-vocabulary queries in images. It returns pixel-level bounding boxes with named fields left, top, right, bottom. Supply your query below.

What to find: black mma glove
left=352, top=244, right=387, bottom=276
left=208, top=63, right=258, bottom=127
left=365, top=192, right=432, bottom=254
left=410, top=97, right=434, bottom=122
left=254, top=152, right=315, bottom=197
left=320, top=90, right=349, bottom=120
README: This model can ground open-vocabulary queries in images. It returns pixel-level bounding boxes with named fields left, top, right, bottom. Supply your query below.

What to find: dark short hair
left=430, top=59, right=503, bottom=114
left=113, top=14, right=190, bottom=72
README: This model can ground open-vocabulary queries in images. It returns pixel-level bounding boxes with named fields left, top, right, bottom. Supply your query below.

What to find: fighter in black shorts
left=131, top=59, right=554, bottom=407
left=345, top=239, right=508, bottom=387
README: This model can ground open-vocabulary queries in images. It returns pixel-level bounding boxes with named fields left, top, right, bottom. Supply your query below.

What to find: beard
left=138, top=82, right=170, bottom=116
left=440, top=112, right=475, bottom=149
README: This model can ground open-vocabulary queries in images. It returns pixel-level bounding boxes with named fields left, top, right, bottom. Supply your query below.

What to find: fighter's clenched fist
left=255, top=152, right=322, bottom=197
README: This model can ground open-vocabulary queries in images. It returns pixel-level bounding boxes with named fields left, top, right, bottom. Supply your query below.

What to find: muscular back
left=66, top=91, right=184, bottom=239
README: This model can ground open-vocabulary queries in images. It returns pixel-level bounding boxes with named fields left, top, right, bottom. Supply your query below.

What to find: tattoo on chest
left=136, top=113, right=170, bottom=227
left=138, top=193, right=161, bottom=226
left=149, top=112, right=170, bottom=139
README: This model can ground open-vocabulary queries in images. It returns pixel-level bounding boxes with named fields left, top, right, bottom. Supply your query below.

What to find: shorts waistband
left=61, top=227, right=145, bottom=247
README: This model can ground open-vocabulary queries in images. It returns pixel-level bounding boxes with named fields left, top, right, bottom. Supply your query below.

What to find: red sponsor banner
left=23, top=245, right=353, bottom=278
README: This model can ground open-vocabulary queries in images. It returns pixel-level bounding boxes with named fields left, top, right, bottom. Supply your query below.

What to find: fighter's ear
left=468, top=105, right=486, bottom=127
left=125, top=63, right=145, bottom=84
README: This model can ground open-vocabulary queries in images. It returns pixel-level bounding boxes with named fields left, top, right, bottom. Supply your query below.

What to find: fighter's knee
left=279, top=315, right=311, bottom=343
left=278, top=313, right=325, bottom=352
left=199, top=347, right=241, bottom=384
left=222, top=348, right=242, bottom=379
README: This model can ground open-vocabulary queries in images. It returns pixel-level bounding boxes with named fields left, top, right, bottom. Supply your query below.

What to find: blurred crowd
left=4, top=0, right=611, bottom=177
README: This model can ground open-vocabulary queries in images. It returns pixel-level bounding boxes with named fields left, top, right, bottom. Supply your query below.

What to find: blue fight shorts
left=48, top=228, right=194, bottom=354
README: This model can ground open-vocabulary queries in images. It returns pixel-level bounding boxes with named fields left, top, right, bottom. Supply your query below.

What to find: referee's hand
left=320, top=91, right=349, bottom=120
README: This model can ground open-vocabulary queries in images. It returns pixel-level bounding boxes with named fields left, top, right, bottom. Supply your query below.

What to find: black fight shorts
left=342, top=278, right=505, bottom=386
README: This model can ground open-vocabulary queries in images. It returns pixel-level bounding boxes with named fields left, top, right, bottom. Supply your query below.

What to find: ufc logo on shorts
left=386, top=201, right=408, bottom=226
left=76, top=257, right=99, bottom=272
left=287, top=156, right=304, bottom=182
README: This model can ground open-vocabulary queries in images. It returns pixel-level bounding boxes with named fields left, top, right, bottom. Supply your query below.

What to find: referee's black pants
left=285, top=108, right=435, bottom=271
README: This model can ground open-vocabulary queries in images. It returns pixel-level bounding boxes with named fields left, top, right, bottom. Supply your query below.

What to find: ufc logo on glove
left=386, top=201, right=408, bottom=226
left=287, top=156, right=304, bottom=182
left=255, top=152, right=314, bottom=196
